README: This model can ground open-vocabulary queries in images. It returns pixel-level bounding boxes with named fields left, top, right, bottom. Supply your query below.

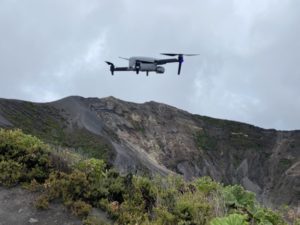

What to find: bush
left=23, top=179, right=43, bottom=192
left=133, top=176, right=157, bottom=213
left=44, top=170, right=89, bottom=203
left=0, top=129, right=52, bottom=183
left=71, top=200, right=92, bottom=219
left=82, top=216, right=108, bottom=225
left=35, top=194, right=49, bottom=210
left=153, top=206, right=176, bottom=225
left=253, top=207, right=287, bottom=225
left=210, top=213, right=249, bottom=225
left=0, top=129, right=47, bottom=151
left=222, top=185, right=256, bottom=212
left=174, top=192, right=213, bottom=225
left=194, top=176, right=221, bottom=194
left=76, top=158, right=106, bottom=176
left=0, top=160, right=23, bottom=187
left=76, top=159, right=110, bottom=203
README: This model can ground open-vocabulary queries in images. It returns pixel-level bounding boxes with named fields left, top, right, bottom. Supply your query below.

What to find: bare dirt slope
left=0, top=186, right=82, bottom=225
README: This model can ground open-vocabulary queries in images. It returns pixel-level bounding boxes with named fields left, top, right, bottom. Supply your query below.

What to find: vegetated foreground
left=0, top=96, right=299, bottom=209
left=0, top=129, right=299, bottom=225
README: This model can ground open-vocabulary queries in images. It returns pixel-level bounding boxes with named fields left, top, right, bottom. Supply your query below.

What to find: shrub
left=44, top=170, right=89, bottom=203
left=67, top=170, right=89, bottom=200
left=133, top=176, right=157, bottom=213
left=35, top=194, right=49, bottom=210
left=24, top=179, right=43, bottom=192
left=82, top=216, right=109, bottom=225
left=76, top=159, right=112, bottom=203
left=194, top=176, right=221, bottom=194
left=117, top=200, right=150, bottom=225
left=0, top=160, right=23, bottom=187
left=70, top=200, right=92, bottom=218
left=0, top=129, right=52, bottom=183
left=43, top=171, right=66, bottom=200
left=253, top=207, right=287, bottom=225
left=153, top=206, right=176, bottom=225
left=222, top=185, right=256, bottom=212
left=174, top=192, right=213, bottom=225
left=210, top=213, right=249, bottom=225
left=0, top=129, right=47, bottom=151
left=76, top=158, right=106, bottom=181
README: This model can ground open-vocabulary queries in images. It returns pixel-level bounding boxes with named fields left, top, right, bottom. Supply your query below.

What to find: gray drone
left=105, top=53, right=198, bottom=76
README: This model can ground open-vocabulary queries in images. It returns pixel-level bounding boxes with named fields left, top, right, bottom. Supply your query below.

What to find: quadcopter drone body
left=105, top=53, right=198, bottom=76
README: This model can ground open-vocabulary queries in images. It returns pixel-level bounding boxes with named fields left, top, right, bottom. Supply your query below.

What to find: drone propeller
left=160, top=53, right=199, bottom=75
left=119, top=57, right=129, bottom=61
left=105, top=61, right=115, bottom=75
left=161, top=53, right=199, bottom=57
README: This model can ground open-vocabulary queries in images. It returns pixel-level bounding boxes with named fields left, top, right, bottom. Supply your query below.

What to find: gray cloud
left=0, top=0, right=299, bottom=130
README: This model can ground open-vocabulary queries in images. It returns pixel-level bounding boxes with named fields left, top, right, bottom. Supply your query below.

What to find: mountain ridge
left=0, top=96, right=299, bottom=207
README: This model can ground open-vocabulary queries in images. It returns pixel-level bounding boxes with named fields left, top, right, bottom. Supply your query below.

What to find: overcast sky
left=0, top=0, right=300, bottom=130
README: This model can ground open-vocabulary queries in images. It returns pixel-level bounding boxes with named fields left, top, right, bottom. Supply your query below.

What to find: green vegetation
left=62, top=129, right=112, bottom=161
left=0, top=160, right=23, bottom=187
left=1, top=103, right=65, bottom=143
left=194, top=115, right=267, bottom=152
left=35, top=194, right=50, bottom=209
left=210, top=213, right=248, bottom=225
left=194, top=130, right=218, bottom=151
left=0, top=102, right=112, bottom=161
left=229, top=134, right=263, bottom=151
left=0, top=129, right=52, bottom=185
left=70, top=200, right=92, bottom=218
left=0, top=129, right=294, bottom=224
left=278, top=158, right=292, bottom=171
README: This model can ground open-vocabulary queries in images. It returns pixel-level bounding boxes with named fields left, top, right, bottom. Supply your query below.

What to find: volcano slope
left=0, top=96, right=299, bottom=207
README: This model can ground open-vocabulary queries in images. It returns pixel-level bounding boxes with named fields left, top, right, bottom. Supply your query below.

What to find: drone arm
left=113, top=67, right=133, bottom=71
left=155, top=58, right=178, bottom=65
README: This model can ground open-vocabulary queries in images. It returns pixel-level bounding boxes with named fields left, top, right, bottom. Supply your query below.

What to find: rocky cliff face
left=0, top=96, right=299, bottom=207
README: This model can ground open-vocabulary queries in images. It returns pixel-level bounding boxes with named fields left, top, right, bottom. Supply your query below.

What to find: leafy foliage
left=210, top=213, right=249, bottom=225
left=253, top=207, right=287, bottom=225
left=0, top=129, right=52, bottom=184
left=222, top=185, right=256, bottom=212
left=0, top=160, right=23, bottom=187
left=70, top=200, right=92, bottom=218
left=194, top=176, right=221, bottom=194
left=35, top=194, right=50, bottom=210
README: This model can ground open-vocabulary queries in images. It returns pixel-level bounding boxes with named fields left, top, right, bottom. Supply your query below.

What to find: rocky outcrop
left=0, top=96, right=299, bottom=207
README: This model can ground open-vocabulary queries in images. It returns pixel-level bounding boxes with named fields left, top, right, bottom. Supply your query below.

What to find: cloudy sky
left=0, top=0, right=300, bottom=130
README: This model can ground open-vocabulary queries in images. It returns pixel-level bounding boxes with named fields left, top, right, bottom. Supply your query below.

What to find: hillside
left=0, top=129, right=297, bottom=224
left=0, top=96, right=299, bottom=208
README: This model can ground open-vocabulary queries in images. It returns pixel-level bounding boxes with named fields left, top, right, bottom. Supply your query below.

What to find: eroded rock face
left=0, top=96, right=299, bottom=207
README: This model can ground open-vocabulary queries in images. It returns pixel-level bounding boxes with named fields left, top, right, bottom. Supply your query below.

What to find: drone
left=105, top=53, right=198, bottom=76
